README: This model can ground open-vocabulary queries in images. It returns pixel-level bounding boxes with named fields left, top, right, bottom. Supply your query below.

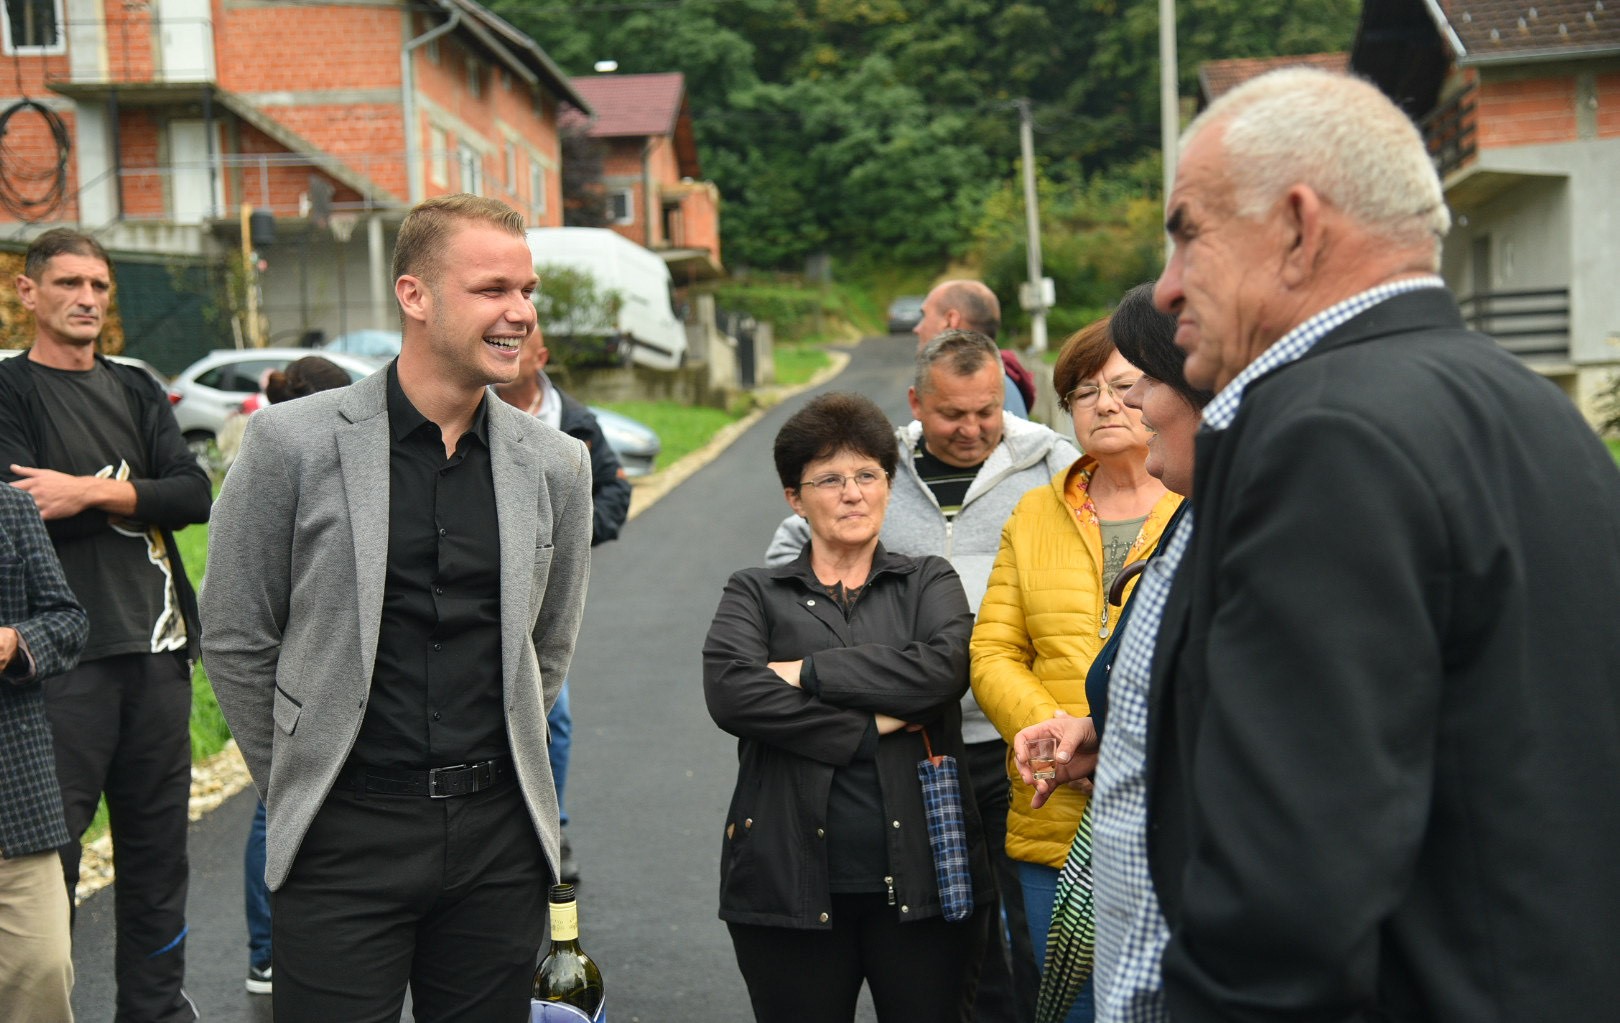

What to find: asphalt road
left=70, top=333, right=918, bottom=1021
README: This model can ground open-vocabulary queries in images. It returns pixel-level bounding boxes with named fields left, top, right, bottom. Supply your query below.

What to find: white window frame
left=428, top=126, right=448, bottom=186
left=2, top=0, right=66, bottom=55
left=458, top=145, right=484, bottom=196
left=609, top=188, right=634, bottom=225
left=504, top=141, right=516, bottom=192
left=529, top=161, right=546, bottom=221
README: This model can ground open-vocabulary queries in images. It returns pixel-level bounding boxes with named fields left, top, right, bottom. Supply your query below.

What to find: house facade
left=1351, top=0, right=1620, bottom=418
left=0, top=0, right=586, bottom=368
left=564, top=72, right=723, bottom=284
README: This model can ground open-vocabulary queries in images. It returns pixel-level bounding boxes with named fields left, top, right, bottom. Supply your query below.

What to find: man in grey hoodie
left=765, top=329, right=1078, bottom=1022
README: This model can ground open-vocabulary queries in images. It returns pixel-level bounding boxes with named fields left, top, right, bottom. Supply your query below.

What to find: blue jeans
left=1019, top=860, right=1094, bottom=1023
left=546, top=681, right=572, bottom=826
left=244, top=798, right=271, bottom=968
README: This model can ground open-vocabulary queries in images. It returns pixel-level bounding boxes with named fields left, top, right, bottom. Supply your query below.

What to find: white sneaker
left=246, top=963, right=272, bottom=995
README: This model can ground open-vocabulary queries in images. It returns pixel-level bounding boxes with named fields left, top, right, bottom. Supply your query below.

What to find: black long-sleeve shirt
left=349, top=365, right=506, bottom=769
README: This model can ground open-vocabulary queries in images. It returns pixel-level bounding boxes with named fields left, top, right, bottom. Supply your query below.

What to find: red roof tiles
left=564, top=73, right=687, bottom=138
left=1198, top=53, right=1351, bottom=104
left=1439, top=0, right=1620, bottom=60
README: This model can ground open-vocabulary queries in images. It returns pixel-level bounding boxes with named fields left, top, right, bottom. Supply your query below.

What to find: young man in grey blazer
left=202, top=194, right=592, bottom=1021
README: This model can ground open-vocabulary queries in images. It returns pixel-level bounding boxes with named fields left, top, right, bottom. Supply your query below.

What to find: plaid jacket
left=1, top=484, right=88, bottom=857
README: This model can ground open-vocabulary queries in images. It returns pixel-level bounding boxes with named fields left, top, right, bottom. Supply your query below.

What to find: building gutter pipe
left=402, top=4, right=463, bottom=204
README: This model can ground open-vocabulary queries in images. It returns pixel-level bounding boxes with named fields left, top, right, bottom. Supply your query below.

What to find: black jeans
left=271, top=777, right=549, bottom=1023
left=729, top=893, right=983, bottom=1022
left=961, top=738, right=1039, bottom=1023
left=47, top=652, right=194, bottom=1023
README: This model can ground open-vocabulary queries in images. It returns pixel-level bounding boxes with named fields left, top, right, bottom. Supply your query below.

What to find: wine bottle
left=531, top=883, right=605, bottom=1022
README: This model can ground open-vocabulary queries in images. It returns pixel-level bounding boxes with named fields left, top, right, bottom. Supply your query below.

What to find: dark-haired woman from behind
left=703, top=391, right=994, bottom=1022
left=1012, top=282, right=1213, bottom=1023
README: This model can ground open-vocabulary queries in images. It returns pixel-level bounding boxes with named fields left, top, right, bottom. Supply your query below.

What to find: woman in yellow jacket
left=971, top=314, right=1182, bottom=1021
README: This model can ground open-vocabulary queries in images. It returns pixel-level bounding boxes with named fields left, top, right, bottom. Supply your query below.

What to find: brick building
left=563, top=73, right=723, bottom=284
left=1351, top=0, right=1620, bottom=418
left=0, top=0, right=586, bottom=368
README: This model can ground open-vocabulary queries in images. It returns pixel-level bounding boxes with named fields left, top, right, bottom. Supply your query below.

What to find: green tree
left=492, top=0, right=1361, bottom=271
left=533, top=263, right=624, bottom=367
left=974, top=154, right=1165, bottom=342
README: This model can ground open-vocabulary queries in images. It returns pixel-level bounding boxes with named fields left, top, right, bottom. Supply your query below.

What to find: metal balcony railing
left=1459, top=287, right=1570, bottom=359
left=1420, top=84, right=1477, bottom=179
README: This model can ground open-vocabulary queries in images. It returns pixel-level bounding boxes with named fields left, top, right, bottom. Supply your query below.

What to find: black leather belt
left=336, top=755, right=514, bottom=798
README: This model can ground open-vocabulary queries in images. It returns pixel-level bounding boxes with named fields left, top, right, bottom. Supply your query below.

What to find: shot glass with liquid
left=1030, top=737, right=1058, bottom=781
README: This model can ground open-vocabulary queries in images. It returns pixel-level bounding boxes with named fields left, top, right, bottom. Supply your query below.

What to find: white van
left=526, top=227, right=688, bottom=370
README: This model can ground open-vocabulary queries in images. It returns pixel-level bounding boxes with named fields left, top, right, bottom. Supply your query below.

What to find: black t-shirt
left=912, top=443, right=984, bottom=522
left=813, top=580, right=890, bottom=893
left=31, top=361, right=185, bottom=660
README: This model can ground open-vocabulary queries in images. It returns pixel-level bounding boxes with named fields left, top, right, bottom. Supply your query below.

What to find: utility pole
left=1159, top=0, right=1180, bottom=252
left=1017, top=98, right=1048, bottom=354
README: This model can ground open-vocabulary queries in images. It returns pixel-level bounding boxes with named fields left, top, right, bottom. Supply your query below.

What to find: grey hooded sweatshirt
left=764, top=414, right=1079, bottom=743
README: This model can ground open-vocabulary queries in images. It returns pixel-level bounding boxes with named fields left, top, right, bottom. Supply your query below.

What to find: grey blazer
left=199, top=369, right=592, bottom=889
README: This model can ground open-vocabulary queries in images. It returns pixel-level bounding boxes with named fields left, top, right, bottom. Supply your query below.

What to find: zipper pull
left=884, top=875, right=896, bottom=906
left=1099, top=601, right=1111, bottom=639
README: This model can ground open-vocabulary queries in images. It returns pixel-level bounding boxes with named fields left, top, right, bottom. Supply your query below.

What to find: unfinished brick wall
left=1598, top=72, right=1620, bottom=139
left=1, top=1, right=564, bottom=226
left=1477, top=75, right=1579, bottom=147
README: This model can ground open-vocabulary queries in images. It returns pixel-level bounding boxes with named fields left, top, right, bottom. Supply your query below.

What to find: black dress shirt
left=350, top=364, right=507, bottom=769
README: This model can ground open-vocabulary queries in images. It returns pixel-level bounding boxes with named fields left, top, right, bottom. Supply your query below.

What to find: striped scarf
left=1036, top=802, right=1095, bottom=1023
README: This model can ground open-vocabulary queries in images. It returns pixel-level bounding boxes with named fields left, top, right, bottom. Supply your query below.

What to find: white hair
left=1184, top=68, right=1450, bottom=264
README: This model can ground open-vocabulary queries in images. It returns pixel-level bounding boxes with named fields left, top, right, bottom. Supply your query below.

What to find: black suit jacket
left=1144, top=289, right=1620, bottom=1021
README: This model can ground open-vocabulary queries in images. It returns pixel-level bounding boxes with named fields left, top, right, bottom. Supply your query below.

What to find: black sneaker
left=560, top=833, right=580, bottom=884
left=246, top=963, right=272, bottom=995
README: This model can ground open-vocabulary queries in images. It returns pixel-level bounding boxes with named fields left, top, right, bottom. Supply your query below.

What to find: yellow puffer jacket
left=970, top=457, right=1183, bottom=868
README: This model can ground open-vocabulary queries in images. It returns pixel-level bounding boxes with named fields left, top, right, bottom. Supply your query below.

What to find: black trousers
left=961, top=738, right=1039, bottom=1023
left=729, top=893, right=983, bottom=1022
left=47, top=651, right=194, bottom=1023
left=271, top=776, right=549, bottom=1023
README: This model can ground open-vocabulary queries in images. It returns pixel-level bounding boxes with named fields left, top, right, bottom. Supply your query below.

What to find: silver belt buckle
left=427, top=763, right=471, bottom=798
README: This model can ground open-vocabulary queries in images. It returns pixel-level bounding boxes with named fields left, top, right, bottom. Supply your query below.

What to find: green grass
left=174, top=518, right=233, bottom=763
left=773, top=342, right=831, bottom=387
left=707, top=275, right=890, bottom=344
left=599, top=400, right=745, bottom=469
left=1608, top=438, right=1620, bottom=466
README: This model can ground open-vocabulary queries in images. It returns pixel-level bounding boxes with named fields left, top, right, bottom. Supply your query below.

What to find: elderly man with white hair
left=1106, top=68, right=1620, bottom=1021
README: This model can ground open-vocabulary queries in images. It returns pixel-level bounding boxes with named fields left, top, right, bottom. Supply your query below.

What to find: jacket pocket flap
left=273, top=686, right=302, bottom=735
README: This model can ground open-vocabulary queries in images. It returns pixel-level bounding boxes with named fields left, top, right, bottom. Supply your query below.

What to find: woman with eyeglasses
left=704, top=392, right=993, bottom=1022
left=970, top=308, right=1184, bottom=1022
left=1010, top=282, right=1213, bottom=1023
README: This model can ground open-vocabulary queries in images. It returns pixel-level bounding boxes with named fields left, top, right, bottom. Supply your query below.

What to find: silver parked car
left=886, top=295, right=925, bottom=334
left=167, top=348, right=379, bottom=458
left=321, top=330, right=662, bottom=476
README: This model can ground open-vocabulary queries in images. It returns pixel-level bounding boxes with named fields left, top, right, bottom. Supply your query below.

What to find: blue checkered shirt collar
left=1201, top=276, right=1446, bottom=432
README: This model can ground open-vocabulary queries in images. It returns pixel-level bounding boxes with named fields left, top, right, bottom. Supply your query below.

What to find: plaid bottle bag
left=915, top=727, right=974, bottom=922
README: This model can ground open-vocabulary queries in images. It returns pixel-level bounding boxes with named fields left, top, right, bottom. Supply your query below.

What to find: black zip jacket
left=0, top=351, right=211, bottom=662
left=703, top=542, right=993, bottom=929
left=554, top=385, right=630, bottom=546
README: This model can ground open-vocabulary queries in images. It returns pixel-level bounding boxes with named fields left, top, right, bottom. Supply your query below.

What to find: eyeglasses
left=798, top=470, right=889, bottom=492
left=1067, top=377, right=1141, bottom=408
